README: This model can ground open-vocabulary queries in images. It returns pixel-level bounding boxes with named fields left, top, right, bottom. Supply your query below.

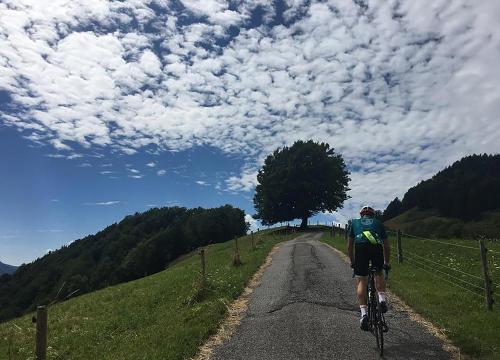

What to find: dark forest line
left=383, top=154, right=500, bottom=221
left=382, top=154, right=500, bottom=238
left=0, top=205, right=247, bottom=322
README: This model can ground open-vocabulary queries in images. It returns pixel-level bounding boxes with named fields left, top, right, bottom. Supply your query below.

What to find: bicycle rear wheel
left=370, top=304, right=380, bottom=350
left=376, top=305, right=384, bottom=356
left=378, top=318, right=384, bottom=355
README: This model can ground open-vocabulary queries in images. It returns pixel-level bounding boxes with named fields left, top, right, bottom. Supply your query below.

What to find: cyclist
left=348, top=205, right=391, bottom=331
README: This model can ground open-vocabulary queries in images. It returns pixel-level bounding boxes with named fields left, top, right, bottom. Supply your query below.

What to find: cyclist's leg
left=356, top=276, right=370, bottom=330
left=354, top=243, right=369, bottom=304
left=371, top=244, right=388, bottom=312
left=356, top=276, right=368, bottom=305
left=354, top=243, right=370, bottom=330
left=374, top=273, right=386, bottom=292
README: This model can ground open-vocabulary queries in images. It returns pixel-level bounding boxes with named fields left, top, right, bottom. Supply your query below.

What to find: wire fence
left=404, top=252, right=485, bottom=292
left=404, top=256, right=485, bottom=299
left=401, top=232, right=479, bottom=250
left=387, top=249, right=485, bottom=299
left=383, top=228, right=496, bottom=309
left=404, top=250, right=484, bottom=282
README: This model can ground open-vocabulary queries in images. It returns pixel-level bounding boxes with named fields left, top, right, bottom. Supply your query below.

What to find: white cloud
left=245, top=214, right=259, bottom=233
left=146, top=161, right=156, bottom=167
left=46, top=154, right=66, bottom=159
left=179, top=0, right=245, bottom=26
left=77, top=162, right=92, bottom=167
left=46, top=153, right=83, bottom=160
left=226, top=167, right=258, bottom=192
left=66, top=154, right=84, bottom=160
left=157, top=169, right=166, bottom=176
left=196, top=180, right=209, bottom=186
left=1, top=0, right=499, bottom=221
left=50, top=139, right=72, bottom=151
left=84, top=201, right=121, bottom=206
left=139, top=50, right=162, bottom=76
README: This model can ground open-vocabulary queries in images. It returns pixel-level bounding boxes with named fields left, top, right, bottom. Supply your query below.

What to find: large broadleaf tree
left=253, top=140, right=350, bottom=228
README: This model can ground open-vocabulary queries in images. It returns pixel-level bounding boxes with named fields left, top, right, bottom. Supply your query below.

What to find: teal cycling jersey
left=349, top=216, right=387, bottom=245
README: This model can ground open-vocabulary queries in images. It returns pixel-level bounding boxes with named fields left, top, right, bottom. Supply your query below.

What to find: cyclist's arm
left=380, top=223, right=390, bottom=264
left=348, top=237, right=354, bottom=264
left=383, top=238, right=390, bottom=264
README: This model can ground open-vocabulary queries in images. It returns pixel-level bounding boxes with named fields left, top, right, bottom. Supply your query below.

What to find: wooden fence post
left=35, top=305, right=48, bottom=360
left=199, top=248, right=206, bottom=285
left=479, top=240, right=494, bottom=310
left=233, top=237, right=242, bottom=266
left=344, top=224, right=348, bottom=240
left=251, top=231, right=256, bottom=250
left=397, top=230, right=403, bottom=264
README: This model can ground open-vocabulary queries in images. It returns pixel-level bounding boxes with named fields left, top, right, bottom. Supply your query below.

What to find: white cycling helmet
left=359, top=205, right=375, bottom=217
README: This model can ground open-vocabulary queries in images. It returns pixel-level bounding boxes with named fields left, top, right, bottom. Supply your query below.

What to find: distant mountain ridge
left=383, top=154, right=500, bottom=222
left=0, top=261, right=17, bottom=275
left=0, top=205, right=247, bottom=322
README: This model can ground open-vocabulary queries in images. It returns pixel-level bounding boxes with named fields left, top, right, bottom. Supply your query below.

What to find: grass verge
left=0, top=230, right=296, bottom=360
left=321, top=232, right=500, bottom=360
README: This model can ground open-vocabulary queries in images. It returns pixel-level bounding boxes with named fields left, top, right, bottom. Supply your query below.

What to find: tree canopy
left=253, top=140, right=350, bottom=227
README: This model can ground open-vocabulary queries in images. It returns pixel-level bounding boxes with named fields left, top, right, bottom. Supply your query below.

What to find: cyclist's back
left=350, top=216, right=386, bottom=246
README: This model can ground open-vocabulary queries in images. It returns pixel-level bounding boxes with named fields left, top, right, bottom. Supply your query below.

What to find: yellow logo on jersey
left=363, top=231, right=378, bottom=245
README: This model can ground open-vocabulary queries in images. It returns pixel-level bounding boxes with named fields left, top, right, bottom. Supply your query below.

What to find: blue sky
left=0, top=124, right=258, bottom=265
left=1, top=0, right=500, bottom=265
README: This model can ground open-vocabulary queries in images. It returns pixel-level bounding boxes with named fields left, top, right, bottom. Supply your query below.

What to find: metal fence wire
left=386, top=229, right=496, bottom=309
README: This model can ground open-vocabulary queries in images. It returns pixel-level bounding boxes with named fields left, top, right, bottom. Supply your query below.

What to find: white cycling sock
left=360, top=305, right=368, bottom=317
left=378, top=292, right=387, bottom=303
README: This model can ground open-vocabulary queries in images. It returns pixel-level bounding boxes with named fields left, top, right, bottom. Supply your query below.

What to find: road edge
left=320, top=240, right=468, bottom=360
left=192, top=242, right=283, bottom=360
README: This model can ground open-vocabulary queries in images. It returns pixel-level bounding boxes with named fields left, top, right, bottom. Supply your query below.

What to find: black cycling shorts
left=354, top=243, right=384, bottom=277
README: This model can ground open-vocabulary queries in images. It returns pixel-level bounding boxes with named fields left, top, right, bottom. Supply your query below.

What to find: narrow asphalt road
left=211, top=233, right=452, bottom=360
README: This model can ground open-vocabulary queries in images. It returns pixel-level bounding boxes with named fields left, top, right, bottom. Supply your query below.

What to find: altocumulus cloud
left=1, top=0, right=500, bottom=217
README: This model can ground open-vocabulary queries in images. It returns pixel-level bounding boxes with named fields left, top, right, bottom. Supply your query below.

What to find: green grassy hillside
left=384, top=208, right=500, bottom=239
left=0, top=230, right=295, bottom=360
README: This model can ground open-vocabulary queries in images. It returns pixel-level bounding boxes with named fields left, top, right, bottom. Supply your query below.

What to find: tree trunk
left=300, top=216, right=308, bottom=229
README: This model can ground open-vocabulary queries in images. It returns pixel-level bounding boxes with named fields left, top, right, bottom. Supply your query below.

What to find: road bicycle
left=367, top=265, right=389, bottom=356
